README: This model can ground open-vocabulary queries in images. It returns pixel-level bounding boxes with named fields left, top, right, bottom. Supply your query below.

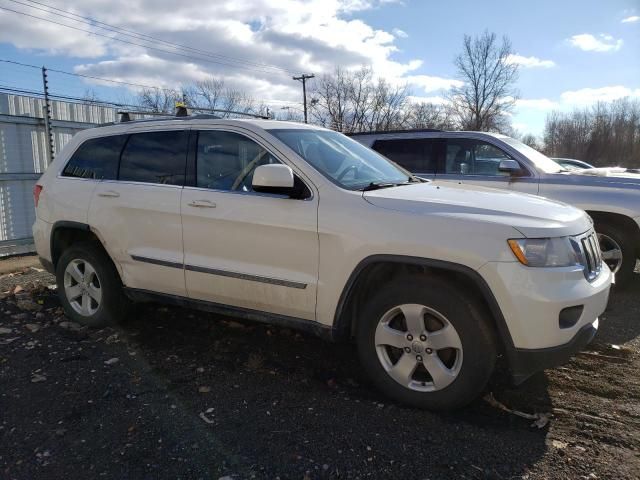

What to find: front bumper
left=510, top=319, right=597, bottom=384
left=478, top=260, right=611, bottom=381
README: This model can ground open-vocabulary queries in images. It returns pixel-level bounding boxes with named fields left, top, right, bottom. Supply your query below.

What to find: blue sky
left=0, top=0, right=638, bottom=135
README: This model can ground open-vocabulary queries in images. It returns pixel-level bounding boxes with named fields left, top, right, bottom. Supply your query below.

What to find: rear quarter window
left=62, top=135, right=127, bottom=180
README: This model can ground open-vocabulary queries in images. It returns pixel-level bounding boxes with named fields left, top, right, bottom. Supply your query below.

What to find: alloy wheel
left=63, top=259, right=102, bottom=316
left=597, top=233, right=623, bottom=274
left=374, top=303, right=463, bottom=392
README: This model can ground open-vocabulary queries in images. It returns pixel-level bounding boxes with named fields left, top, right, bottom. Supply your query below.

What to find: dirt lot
left=1, top=258, right=639, bottom=480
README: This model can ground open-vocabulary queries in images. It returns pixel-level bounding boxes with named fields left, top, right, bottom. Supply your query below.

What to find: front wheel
left=595, top=222, right=637, bottom=287
left=356, top=275, right=496, bottom=410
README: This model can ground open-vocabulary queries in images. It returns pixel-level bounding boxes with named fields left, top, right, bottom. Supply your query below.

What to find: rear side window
left=372, top=138, right=439, bottom=173
left=119, top=130, right=188, bottom=185
left=62, top=135, right=127, bottom=180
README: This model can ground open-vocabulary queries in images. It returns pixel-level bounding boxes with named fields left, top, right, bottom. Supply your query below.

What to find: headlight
left=507, top=237, right=582, bottom=267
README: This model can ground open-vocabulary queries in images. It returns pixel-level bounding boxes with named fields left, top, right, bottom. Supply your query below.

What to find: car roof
left=349, top=129, right=511, bottom=139
left=81, top=117, right=329, bottom=139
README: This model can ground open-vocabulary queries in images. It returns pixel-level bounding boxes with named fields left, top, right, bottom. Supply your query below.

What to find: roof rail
left=344, top=128, right=443, bottom=136
left=190, top=106, right=270, bottom=120
left=99, top=104, right=270, bottom=126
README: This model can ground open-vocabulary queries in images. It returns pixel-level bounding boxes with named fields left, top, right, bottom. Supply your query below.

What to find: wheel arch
left=332, top=255, right=517, bottom=361
left=50, top=221, right=113, bottom=271
left=586, top=211, right=640, bottom=257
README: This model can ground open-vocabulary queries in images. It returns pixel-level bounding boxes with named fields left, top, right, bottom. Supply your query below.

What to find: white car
left=32, top=117, right=611, bottom=410
left=351, top=130, right=640, bottom=285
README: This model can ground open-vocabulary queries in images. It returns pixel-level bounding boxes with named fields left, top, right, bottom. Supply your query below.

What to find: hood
left=363, top=181, right=592, bottom=238
left=575, top=167, right=640, bottom=179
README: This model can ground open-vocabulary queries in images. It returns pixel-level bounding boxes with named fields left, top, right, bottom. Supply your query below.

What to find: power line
left=11, top=0, right=299, bottom=75
left=0, top=84, right=156, bottom=111
left=0, top=59, right=170, bottom=91
left=1, top=58, right=305, bottom=109
left=0, top=3, right=300, bottom=77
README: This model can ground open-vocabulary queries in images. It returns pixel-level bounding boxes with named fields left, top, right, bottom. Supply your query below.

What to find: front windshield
left=500, top=136, right=565, bottom=173
left=268, top=128, right=412, bottom=189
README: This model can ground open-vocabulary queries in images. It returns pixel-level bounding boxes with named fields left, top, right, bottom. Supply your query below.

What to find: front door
left=89, top=129, right=189, bottom=297
left=181, top=128, right=319, bottom=321
left=436, top=138, right=539, bottom=195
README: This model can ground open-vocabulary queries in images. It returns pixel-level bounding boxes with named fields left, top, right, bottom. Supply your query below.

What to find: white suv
left=32, top=117, right=612, bottom=410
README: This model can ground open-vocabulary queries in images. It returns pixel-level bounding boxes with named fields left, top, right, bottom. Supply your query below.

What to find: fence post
left=41, top=66, right=54, bottom=164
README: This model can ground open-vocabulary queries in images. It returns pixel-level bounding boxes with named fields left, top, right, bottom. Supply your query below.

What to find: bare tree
left=449, top=31, right=519, bottom=132
left=309, top=66, right=410, bottom=132
left=137, top=88, right=181, bottom=113
left=543, top=98, right=640, bottom=167
left=406, top=102, right=455, bottom=130
left=520, top=133, right=542, bottom=150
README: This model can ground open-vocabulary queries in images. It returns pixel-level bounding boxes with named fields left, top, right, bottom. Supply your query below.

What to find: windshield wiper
left=360, top=182, right=398, bottom=191
left=360, top=181, right=414, bottom=191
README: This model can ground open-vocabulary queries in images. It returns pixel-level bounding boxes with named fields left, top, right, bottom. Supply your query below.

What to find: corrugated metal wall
left=0, top=93, right=118, bottom=255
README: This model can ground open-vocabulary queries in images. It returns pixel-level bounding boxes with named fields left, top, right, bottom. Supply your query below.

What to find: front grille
left=580, top=231, right=602, bottom=281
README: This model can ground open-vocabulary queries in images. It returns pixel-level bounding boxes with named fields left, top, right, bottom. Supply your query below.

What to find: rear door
left=436, top=138, right=539, bottom=194
left=181, top=128, right=319, bottom=321
left=371, top=138, right=441, bottom=180
left=88, top=129, right=188, bottom=297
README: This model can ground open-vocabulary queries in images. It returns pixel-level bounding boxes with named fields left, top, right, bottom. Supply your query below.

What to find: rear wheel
left=56, top=242, right=129, bottom=327
left=356, top=275, right=496, bottom=410
left=595, top=222, right=636, bottom=286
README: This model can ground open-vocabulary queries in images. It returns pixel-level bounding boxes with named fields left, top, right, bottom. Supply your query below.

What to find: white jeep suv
left=32, top=117, right=612, bottom=410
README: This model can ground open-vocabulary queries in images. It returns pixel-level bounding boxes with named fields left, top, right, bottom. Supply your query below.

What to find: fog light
left=559, top=305, right=583, bottom=329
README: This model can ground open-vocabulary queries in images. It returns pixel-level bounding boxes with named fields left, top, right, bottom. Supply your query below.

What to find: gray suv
left=352, top=130, right=640, bottom=285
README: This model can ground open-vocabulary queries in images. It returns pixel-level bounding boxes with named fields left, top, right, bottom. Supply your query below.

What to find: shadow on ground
left=2, top=266, right=639, bottom=479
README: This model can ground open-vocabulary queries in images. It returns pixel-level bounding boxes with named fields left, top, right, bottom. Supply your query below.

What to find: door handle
left=98, top=190, right=120, bottom=198
left=188, top=200, right=216, bottom=208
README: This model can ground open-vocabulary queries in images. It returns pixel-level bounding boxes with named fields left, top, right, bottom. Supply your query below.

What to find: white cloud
left=621, top=15, right=639, bottom=23
left=0, top=0, right=432, bottom=104
left=405, top=75, right=463, bottom=93
left=407, top=95, right=450, bottom=106
left=392, top=28, right=408, bottom=38
left=560, top=86, right=640, bottom=105
left=505, top=54, right=555, bottom=68
left=568, top=33, right=623, bottom=52
left=516, top=98, right=560, bottom=109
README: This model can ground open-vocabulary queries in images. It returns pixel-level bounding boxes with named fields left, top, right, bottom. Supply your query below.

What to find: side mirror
left=252, top=164, right=296, bottom=197
left=498, top=159, right=522, bottom=175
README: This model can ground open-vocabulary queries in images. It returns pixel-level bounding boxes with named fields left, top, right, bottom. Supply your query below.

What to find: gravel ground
left=1, top=260, right=639, bottom=480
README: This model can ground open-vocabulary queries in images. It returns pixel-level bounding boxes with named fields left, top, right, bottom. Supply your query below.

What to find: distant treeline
left=543, top=99, right=640, bottom=168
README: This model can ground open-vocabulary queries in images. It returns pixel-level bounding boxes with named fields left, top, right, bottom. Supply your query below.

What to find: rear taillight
left=33, top=184, right=43, bottom=208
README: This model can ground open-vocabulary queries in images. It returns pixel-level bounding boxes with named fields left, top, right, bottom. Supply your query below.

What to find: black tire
left=356, top=275, right=496, bottom=410
left=595, top=222, right=637, bottom=287
left=56, top=242, right=129, bottom=327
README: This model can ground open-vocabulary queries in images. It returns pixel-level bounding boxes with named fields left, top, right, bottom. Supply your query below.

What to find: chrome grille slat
left=579, top=230, right=602, bottom=281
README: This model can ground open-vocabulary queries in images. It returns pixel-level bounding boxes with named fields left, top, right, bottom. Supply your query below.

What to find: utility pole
left=41, top=66, right=54, bottom=164
left=292, top=73, right=314, bottom=123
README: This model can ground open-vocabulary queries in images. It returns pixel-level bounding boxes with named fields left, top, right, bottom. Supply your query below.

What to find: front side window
left=269, top=129, right=411, bottom=189
left=62, top=135, right=127, bottom=180
left=500, top=136, right=563, bottom=173
left=196, top=131, right=281, bottom=192
left=119, top=130, right=188, bottom=185
left=445, top=139, right=514, bottom=176
left=372, top=138, right=439, bottom=173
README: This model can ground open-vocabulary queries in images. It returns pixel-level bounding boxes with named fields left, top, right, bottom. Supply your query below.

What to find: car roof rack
left=344, top=128, right=443, bottom=136
left=106, top=103, right=270, bottom=125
